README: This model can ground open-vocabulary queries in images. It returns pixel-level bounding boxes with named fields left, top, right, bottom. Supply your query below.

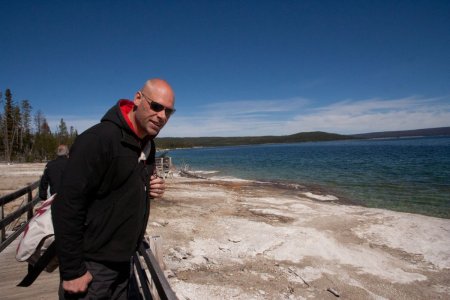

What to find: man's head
left=130, top=78, right=175, bottom=138
left=57, top=145, right=69, bottom=157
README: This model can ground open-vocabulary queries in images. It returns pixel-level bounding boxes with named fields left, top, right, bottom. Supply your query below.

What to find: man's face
left=134, top=90, right=175, bottom=138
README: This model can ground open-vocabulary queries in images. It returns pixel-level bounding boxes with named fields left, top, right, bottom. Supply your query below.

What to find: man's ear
left=134, top=92, right=142, bottom=105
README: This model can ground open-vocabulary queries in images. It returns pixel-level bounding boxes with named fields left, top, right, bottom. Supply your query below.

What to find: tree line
left=1, top=88, right=356, bottom=162
left=155, top=131, right=353, bottom=149
left=0, top=88, right=78, bottom=162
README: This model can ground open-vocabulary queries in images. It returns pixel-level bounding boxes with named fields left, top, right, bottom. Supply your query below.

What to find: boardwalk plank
left=0, top=239, right=59, bottom=300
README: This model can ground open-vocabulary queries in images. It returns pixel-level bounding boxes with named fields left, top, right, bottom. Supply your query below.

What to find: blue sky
left=1, top=0, right=449, bottom=137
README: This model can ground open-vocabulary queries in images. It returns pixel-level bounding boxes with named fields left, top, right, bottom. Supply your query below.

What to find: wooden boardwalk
left=0, top=178, right=177, bottom=300
left=0, top=238, right=60, bottom=300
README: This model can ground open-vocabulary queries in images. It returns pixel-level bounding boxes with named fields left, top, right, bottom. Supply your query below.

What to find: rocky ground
left=150, top=177, right=450, bottom=299
left=0, top=163, right=45, bottom=218
left=1, top=163, right=449, bottom=299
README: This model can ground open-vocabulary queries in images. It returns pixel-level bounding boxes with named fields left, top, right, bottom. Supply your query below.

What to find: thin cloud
left=202, top=98, right=310, bottom=116
left=289, top=96, right=450, bottom=134
left=316, top=96, right=444, bottom=115
left=46, top=96, right=450, bottom=137
left=161, top=96, right=450, bottom=137
left=162, top=115, right=283, bottom=137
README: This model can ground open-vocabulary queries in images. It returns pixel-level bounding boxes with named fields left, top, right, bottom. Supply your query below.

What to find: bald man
left=39, top=144, right=69, bottom=200
left=52, top=79, right=175, bottom=299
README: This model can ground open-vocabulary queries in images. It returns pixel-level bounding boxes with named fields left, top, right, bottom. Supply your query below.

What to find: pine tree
left=2, top=89, right=16, bottom=162
left=34, top=110, right=44, bottom=135
left=20, top=100, right=33, bottom=161
left=69, top=126, right=78, bottom=147
left=33, top=112, right=55, bottom=161
left=57, top=118, right=69, bottom=144
left=12, top=105, right=21, bottom=156
left=0, top=90, right=79, bottom=162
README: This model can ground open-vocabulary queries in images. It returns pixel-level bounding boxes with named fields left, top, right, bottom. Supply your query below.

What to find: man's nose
left=156, top=110, right=167, bottom=123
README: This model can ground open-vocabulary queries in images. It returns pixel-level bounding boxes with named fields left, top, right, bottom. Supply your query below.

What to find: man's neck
left=127, top=110, right=146, bottom=139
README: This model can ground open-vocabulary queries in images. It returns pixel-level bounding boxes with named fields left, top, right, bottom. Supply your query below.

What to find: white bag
left=16, top=194, right=56, bottom=269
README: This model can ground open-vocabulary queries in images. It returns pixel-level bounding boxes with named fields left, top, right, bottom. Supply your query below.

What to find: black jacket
left=39, top=156, right=68, bottom=199
left=52, top=101, right=155, bottom=281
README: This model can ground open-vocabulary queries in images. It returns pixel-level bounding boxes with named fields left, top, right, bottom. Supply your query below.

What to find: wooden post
left=27, top=187, right=33, bottom=221
left=1, top=206, right=5, bottom=242
left=147, top=235, right=166, bottom=300
left=149, top=236, right=166, bottom=270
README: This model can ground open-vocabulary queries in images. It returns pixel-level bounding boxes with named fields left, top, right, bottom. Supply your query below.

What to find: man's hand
left=150, top=175, right=166, bottom=198
left=62, top=271, right=93, bottom=294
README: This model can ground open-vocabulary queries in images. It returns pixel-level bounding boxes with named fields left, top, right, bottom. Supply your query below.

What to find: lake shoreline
left=2, top=163, right=449, bottom=299
left=151, top=174, right=450, bottom=299
left=169, top=137, right=450, bottom=219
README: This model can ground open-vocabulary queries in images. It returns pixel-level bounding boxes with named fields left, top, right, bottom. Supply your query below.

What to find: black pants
left=59, top=260, right=130, bottom=300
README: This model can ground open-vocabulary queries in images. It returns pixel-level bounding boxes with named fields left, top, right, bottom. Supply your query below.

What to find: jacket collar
left=121, top=128, right=142, bottom=150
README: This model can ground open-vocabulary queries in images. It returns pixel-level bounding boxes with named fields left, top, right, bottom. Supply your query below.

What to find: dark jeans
left=59, top=260, right=130, bottom=300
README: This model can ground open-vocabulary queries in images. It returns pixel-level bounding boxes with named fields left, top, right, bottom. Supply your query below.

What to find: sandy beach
left=1, top=163, right=449, bottom=299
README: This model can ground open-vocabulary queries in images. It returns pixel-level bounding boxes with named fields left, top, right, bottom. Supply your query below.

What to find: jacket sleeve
left=38, top=165, right=50, bottom=200
left=51, top=131, right=111, bottom=281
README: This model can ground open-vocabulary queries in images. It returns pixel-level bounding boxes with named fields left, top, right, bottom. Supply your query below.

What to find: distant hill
left=156, top=131, right=352, bottom=149
left=352, top=127, right=450, bottom=139
left=155, top=127, right=450, bottom=149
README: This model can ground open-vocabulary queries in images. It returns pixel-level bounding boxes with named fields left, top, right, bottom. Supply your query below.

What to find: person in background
left=38, top=144, right=69, bottom=200
left=52, top=78, right=175, bottom=299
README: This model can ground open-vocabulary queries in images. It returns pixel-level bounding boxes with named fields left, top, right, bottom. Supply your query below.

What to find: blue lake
left=167, top=136, right=450, bottom=219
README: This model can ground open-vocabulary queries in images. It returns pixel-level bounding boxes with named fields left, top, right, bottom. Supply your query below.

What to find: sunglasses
left=140, top=92, right=176, bottom=118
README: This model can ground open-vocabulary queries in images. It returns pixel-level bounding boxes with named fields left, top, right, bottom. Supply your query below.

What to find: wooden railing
left=132, top=240, right=178, bottom=300
left=0, top=180, right=40, bottom=252
left=0, top=181, right=178, bottom=299
left=155, top=157, right=174, bottom=179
